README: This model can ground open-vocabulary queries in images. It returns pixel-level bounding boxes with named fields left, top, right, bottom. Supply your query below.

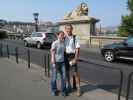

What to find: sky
left=0, top=0, right=128, bottom=27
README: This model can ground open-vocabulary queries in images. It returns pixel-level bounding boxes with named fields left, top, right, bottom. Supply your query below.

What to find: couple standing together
left=50, top=24, right=81, bottom=97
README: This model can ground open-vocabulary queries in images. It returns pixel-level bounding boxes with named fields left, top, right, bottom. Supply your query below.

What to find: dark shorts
left=64, top=53, right=78, bottom=73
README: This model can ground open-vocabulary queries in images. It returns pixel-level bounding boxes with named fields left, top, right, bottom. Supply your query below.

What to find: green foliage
left=106, top=31, right=117, bottom=36
left=128, top=0, right=133, bottom=13
left=118, top=0, right=133, bottom=37
left=0, top=31, right=8, bottom=39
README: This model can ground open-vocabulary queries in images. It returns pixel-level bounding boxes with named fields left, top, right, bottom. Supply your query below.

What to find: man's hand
left=75, top=48, right=80, bottom=63
left=73, top=58, right=77, bottom=64
left=69, top=58, right=77, bottom=66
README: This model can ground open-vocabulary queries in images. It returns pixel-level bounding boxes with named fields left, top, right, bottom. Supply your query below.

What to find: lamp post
left=33, top=13, right=39, bottom=32
left=99, top=24, right=102, bottom=36
left=99, top=24, right=102, bottom=48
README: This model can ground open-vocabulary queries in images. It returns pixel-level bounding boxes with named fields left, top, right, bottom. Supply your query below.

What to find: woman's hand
left=51, top=49, right=55, bottom=64
left=51, top=58, right=55, bottom=64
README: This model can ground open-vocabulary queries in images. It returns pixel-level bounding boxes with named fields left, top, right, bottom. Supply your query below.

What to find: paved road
left=1, top=39, right=133, bottom=98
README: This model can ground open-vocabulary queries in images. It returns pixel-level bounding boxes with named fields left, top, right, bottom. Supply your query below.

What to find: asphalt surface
left=1, top=39, right=133, bottom=98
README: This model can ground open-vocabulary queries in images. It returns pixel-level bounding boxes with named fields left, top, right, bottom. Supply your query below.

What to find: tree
left=118, top=0, right=133, bottom=37
left=0, top=19, right=6, bottom=28
left=128, top=0, right=133, bottom=13
left=0, top=31, right=7, bottom=40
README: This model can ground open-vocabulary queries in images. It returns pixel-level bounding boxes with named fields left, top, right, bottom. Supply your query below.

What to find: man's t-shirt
left=51, top=40, right=65, bottom=62
left=64, top=35, right=80, bottom=54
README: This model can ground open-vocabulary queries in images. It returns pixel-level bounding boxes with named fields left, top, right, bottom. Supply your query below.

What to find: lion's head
left=77, top=2, right=88, bottom=16
left=63, top=2, right=89, bottom=20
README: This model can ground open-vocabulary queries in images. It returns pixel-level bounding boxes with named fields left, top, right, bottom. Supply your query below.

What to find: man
left=64, top=24, right=81, bottom=96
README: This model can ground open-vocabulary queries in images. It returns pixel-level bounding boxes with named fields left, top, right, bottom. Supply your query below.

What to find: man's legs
left=66, top=69, right=72, bottom=91
left=73, top=75, right=76, bottom=89
left=72, top=65, right=81, bottom=96
left=74, top=72, right=81, bottom=94
left=65, top=58, right=72, bottom=93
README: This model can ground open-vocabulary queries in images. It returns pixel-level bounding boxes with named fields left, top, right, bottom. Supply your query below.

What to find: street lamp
left=99, top=24, right=102, bottom=36
left=33, top=13, right=39, bottom=32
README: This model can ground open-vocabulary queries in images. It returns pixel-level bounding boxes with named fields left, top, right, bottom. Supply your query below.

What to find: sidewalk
left=0, top=57, right=125, bottom=100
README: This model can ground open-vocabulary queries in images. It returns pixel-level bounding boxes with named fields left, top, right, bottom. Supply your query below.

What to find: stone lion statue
left=63, top=2, right=89, bottom=20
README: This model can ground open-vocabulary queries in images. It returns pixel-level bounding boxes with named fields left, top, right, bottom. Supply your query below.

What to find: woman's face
left=58, top=32, right=65, bottom=41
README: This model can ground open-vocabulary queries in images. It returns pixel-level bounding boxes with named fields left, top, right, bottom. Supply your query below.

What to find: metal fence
left=0, top=41, right=50, bottom=77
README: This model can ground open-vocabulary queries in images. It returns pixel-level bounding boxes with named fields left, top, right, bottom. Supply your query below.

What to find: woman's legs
left=51, top=64, right=57, bottom=95
left=59, top=62, right=66, bottom=95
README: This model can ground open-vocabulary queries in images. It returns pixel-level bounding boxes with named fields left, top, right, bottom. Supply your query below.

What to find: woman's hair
left=56, top=31, right=64, bottom=36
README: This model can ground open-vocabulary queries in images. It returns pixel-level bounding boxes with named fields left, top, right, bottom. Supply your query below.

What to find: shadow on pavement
left=80, top=83, right=119, bottom=95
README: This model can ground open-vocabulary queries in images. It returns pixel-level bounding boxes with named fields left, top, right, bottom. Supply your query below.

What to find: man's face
left=65, top=26, right=73, bottom=36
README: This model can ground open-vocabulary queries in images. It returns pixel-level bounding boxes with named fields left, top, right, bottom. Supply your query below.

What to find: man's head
left=56, top=31, right=65, bottom=41
left=65, top=24, right=73, bottom=36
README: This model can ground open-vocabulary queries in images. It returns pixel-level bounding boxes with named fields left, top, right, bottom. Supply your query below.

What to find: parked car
left=101, top=37, right=133, bottom=62
left=23, top=32, right=57, bottom=48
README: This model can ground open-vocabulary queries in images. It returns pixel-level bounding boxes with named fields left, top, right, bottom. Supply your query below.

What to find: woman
left=50, top=31, right=66, bottom=96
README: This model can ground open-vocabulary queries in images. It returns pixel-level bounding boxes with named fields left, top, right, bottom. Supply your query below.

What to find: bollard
left=126, top=72, right=133, bottom=100
left=0, top=42, right=3, bottom=56
left=7, top=44, right=10, bottom=59
left=47, top=53, right=50, bottom=77
left=118, top=70, right=123, bottom=100
left=27, top=49, right=30, bottom=69
left=46, top=54, right=48, bottom=77
left=15, top=47, right=19, bottom=64
left=43, top=54, right=47, bottom=76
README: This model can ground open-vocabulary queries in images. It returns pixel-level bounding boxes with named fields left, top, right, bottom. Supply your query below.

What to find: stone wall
left=59, top=23, right=91, bottom=36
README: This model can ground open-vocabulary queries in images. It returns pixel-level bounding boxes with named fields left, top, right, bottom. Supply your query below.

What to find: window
left=30, top=32, right=37, bottom=37
left=126, top=37, right=133, bottom=46
left=36, top=33, right=43, bottom=37
left=47, top=33, right=57, bottom=39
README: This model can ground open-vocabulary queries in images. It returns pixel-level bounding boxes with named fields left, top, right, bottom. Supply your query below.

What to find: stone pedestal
left=58, top=17, right=99, bottom=47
